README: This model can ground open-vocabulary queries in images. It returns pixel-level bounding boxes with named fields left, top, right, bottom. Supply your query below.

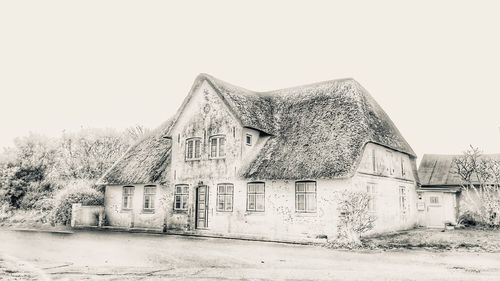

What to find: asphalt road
left=1, top=229, right=500, bottom=280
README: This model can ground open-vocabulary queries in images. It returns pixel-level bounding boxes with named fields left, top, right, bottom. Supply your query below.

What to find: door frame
left=195, top=185, right=209, bottom=229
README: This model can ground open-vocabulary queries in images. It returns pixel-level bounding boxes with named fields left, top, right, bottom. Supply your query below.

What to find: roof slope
left=201, top=74, right=416, bottom=180
left=418, top=154, right=500, bottom=186
left=204, top=75, right=277, bottom=135
left=98, top=119, right=173, bottom=185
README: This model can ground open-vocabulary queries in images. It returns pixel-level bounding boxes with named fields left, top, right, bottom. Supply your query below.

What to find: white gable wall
left=169, top=80, right=243, bottom=181
left=353, top=143, right=419, bottom=233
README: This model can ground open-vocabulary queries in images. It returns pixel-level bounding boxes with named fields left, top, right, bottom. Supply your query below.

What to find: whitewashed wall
left=104, top=184, right=167, bottom=229
left=354, top=142, right=419, bottom=233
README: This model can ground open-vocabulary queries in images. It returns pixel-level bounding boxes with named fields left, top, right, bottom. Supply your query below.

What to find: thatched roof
left=418, top=154, right=500, bottom=187
left=199, top=74, right=416, bottom=180
left=98, top=119, right=173, bottom=185
left=100, top=74, right=416, bottom=184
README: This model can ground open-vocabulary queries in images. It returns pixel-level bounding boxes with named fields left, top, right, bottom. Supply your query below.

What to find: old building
left=417, top=154, right=500, bottom=228
left=98, top=74, right=420, bottom=242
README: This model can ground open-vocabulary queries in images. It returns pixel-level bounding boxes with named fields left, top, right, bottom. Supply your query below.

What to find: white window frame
left=399, top=186, right=409, bottom=222
left=245, top=134, right=252, bottom=146
left=209, top=135, right=226, bottom=158
left=295, top=181, right=317, bottom=213
left=143, top=185, right=156, bottom=212
left=174, top=184, right=189, bottom=211
left=371, top=148, right=377, bottom=173
left=366, top=183, right=377, bottom=212
left=401, top=157, right=406, bottom=177
left=217, top=183, right=234, bottom=212
left=386, top=150, right=394, bottom=175
left=122, top=186, right=134, bottom=210
left=247, top=182, right=265, bottom=212
left=185, top=138, right=201, bottom=161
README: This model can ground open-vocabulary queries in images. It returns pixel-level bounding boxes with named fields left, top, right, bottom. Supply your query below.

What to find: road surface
left=1, top=229, right=500, bottom=280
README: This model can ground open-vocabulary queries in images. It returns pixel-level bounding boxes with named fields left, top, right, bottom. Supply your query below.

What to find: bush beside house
left=51, top=181, right=104, bottom=225
left=0, top=127, right=145, bottom=228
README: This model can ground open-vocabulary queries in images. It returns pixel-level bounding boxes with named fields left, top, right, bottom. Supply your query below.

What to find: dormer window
left=209, top=135, right=226, bottom=158
left=245, top=134, right=252, bottom=146
left=186, top=138, right=201, bottom=160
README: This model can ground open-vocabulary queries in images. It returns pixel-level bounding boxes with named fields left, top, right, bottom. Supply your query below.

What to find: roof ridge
left=201, top=73, right=357, bottom=96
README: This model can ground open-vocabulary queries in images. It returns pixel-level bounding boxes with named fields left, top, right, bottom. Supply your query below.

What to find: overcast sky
left=1, top=1, right=499, bottom=160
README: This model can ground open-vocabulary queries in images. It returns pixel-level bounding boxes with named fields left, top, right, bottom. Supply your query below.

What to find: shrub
left=458, top=212, right=478, bottom=227
left=0, top=202, right=13, bottom=222
left=453, top=147, right=500, bottom=228
left=33, top=197, right=55, bottom=212
left=18, top=181, right=54, bottom=210
left=333, top=190, right=376, bottom=247
left=51, top=181, right=104, bottom=225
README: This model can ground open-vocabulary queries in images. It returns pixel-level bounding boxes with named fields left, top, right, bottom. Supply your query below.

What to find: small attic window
left=245, top=134, right=252, bottom=146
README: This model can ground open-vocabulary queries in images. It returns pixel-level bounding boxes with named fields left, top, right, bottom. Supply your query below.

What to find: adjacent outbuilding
left=417, top=154, right=500, bottom=228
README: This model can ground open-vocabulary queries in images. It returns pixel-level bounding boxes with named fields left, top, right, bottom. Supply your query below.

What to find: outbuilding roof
left=418, top=154, right=500, bottom=186
left=100, top=74, right=416, bottom=184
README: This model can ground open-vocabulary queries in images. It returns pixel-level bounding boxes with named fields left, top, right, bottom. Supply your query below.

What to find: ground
left=362, top=227, right=500, bottom=252
left=1, top=229, right=500, bottom=280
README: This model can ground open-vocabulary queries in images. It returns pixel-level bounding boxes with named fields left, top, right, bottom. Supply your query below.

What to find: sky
left=1, top=1, right=499, bottom=161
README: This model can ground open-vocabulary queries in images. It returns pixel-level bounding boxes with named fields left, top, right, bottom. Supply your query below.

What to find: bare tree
left=125, top=125, right=151, bottom=142
left=452, top=146, right=500, bottom=227
left=53, top=128, right=131, bottom=181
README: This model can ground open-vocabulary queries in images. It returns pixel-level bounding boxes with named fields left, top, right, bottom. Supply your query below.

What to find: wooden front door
left=195, top=185, right=209, bottom=229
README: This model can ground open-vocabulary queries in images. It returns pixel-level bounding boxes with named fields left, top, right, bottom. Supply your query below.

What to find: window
left=295, top=181, right=317, bottom=212
left=399, top=186, right=409, bottom=222
left=371, top=148, right=376, bottom=172
left=366, top=183, right=377, bottom=212
left=247, top=182, right=265, bottom=211
left=186, top=138, right=201, bottom=160
left=373, top=149, right=384, bottom=174
left=245, top=134, right=252, bottom=146
left=217, top=183, right=234, bottom=211
left=386, top=150, right=394, bottom=175
left=143, top=185, right=156, bottom=212
left=174, top=185, right=189, bottom=211
left=401, top=158, right=406, bottom=177
left=210, top=135, right=226, bottom=158
left=430, top=196, right=440, bottom=204
left=122, top=186, right=134, bottom=210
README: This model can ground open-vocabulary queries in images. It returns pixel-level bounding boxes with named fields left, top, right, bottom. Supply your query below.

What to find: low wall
left=71, top=204, right=105, bottom=227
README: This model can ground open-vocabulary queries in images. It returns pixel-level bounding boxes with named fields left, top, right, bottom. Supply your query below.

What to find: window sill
left=295, top=212, right=318, bottom=217
left=244, top=211, right=265, bottom=216
left=141, top=210, right=155, bottom=214
left=185, top=158, right=201, bottom=162
left=120, top=209, right=132, bottom=213
left=209, top=157, right=226, bottom=160
left=173, top=209, right=188, bottom=214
